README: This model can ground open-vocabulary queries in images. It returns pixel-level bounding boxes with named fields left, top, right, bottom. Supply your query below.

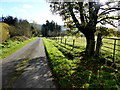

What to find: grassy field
left=0, top=37, right=38, bottom=59
left=101, top=38, right=120, bottom=62
left=43, top=38, right=120, bottom=88
left=54, top=36, right=120, bottom=62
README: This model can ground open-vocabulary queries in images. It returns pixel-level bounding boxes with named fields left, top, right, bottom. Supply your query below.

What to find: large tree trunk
left=84, top=32, right=95, bottom=57
left=95, top=33, right=102, bottom=56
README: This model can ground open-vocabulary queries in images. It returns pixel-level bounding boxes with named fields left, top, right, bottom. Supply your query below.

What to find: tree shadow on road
left=2, top=57, right=57, bottom=89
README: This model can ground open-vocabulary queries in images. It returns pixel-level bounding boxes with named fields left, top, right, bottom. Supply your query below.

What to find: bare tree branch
left=99, top=9, right=119, bottom=16
left=98, top=17, right=120, bottom=23
left=67, top=2, right=85, bottom=33
left=78, top=2, right=85, bottom=23
left=104, top=20, right=117, bottom=28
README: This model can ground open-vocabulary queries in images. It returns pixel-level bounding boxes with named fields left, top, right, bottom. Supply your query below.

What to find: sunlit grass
left=56, top=36, right=120, bottom=62
left=43, top=38, right=120, bottom=88
left=0, top=37, right=38, bottom=59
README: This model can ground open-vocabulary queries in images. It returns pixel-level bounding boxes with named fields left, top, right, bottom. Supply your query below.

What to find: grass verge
left=0, top=37, right=38, bottom=58
left=43, top=38, right=120, bottom=88
left=43, top=38, right=79, bottom=88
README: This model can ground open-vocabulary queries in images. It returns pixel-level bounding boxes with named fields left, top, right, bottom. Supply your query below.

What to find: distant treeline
left=41, top=20, right=65, bottom=37
left=0, top=16, right=40, bottom=41
left=0, top=16, right=67, bottom=42
left=96, top=27, right=120, bottom=37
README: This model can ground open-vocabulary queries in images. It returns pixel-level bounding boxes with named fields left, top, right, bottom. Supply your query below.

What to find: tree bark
left=95, top=33, right=102, bottom=56
left=84, top=31, right=95, bottom=57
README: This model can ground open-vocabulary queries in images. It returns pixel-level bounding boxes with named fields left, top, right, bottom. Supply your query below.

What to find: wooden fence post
left=65, top=39, right=67, bottom=45
left=61, top=37, right=62, bottom=43
left=113, top=39, right=116, bottom=63
left=72, top=39, right=75, bottom=50
left=95, top=33, right=102, bottom=56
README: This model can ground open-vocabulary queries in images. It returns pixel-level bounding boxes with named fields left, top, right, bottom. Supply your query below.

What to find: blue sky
left=0, top=0, right=119, bottom=30
left=0, top=0, right=64, bottom=25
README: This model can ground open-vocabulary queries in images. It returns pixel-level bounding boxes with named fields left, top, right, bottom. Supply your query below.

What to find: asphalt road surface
left=1, top=38, right=57, bottom=89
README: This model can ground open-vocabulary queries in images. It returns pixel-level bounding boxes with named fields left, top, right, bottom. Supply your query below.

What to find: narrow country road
left=2, top=38, right=57, bottom=88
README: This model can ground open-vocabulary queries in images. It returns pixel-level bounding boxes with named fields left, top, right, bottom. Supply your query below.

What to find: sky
left=0, top=0, right=64, bottom=25
left=0, top=0, right=119, bottom=30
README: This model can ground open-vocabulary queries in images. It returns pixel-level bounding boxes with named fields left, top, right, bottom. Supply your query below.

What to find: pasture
left=43, top=37, right=120, bottom=88
left=52, top=36, right=120, bottom=62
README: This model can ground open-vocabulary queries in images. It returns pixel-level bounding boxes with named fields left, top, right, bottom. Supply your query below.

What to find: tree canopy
left=1, top=16, right=18, bottom=26
left=0, top=23, right=10, bottom=41
left=50, top=0, right=120, bottom=57
left=1, top=16, right=40, bottom=38
left=41, top=20, right=61, bottom=37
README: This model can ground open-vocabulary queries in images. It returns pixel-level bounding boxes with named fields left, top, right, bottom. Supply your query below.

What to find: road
left=1, top=38, right=57, bottom=89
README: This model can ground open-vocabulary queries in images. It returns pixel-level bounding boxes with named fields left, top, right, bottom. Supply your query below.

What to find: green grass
left=55, top=36, right=120, bottom=62
left=43, top=38, right=120, bottom=88
left=43, top=38, right=80, bottom=88
left=58, top=36, right=86, bottom=48
left=47, top=39, right=84, bottom=60
left=101, top=38, right=120, bottom=61
left=0, top=37, right=38, bottom=59
left=54, top=36, right=120, bottom=70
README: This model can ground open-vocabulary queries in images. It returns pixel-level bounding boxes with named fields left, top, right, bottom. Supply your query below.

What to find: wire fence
left=48, top=36, right=120, bottom=63
left=101, top=38, right=120, bottom=63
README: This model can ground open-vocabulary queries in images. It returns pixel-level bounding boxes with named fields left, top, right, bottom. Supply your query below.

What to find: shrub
left=10, top=36, right=29, bottom=41
left=0, top=22, right=10, bottom=42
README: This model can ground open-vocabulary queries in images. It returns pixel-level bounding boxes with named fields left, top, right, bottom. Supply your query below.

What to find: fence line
left=48, top=37, right=120, bottom=63
left=101, top=38, right=120, bottom=62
